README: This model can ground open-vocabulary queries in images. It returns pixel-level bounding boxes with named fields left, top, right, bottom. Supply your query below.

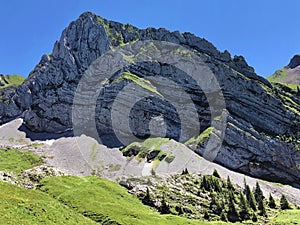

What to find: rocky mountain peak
left=1, top=12, right=300, bottom=186
left=288, top=54, right=300, bottom=69
left=268, top=54, right=300, bottom=85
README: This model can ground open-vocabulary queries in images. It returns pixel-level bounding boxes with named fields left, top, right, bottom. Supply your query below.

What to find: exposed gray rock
left=0, top=86, right=22, bottom=123
left=1, top=12, right=300, bottom=185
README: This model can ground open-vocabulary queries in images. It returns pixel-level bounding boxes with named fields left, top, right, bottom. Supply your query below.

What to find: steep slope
left=268, top=54, right=300, bottom=85
left=0, top=12, right=300, bottom=186
left=0, top=74, right=25, bottom=123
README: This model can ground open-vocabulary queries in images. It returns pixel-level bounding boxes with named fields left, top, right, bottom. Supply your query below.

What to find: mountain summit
left=1, top=12, right=300, bottom=186
left=268, top=54, right=300, bottom=85
left=288, top=54, right=300, bottom=69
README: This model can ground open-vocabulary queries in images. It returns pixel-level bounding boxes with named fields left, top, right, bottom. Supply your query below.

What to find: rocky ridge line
left=0, top=12, right=300, bottom=186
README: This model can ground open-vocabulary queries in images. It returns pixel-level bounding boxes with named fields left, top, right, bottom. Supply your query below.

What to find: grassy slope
left=38, top=176, right=228, bottom=225
left=0, top=147, right=42, bottom=173
left=267, top=68, right=300, bottom=91
left=270, top=210, right=300, bottom=225
left=1, top=146, right=300, bottom=224
left=0, top=148, right=95, bottom=224
left=0, top=75, right=25, bottom=89
left=267, top=68, right=287, bottom=83
left=0, top=181, right=97, bottom=225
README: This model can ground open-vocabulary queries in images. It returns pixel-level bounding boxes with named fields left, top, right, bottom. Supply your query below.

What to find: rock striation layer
left=1, top=12, right=300, bottom=185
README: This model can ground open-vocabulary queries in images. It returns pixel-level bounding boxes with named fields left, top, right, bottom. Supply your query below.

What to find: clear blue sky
left=1, top=0, right=300, bottom=78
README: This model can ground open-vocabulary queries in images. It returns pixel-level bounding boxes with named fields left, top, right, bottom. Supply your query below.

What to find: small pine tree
left=201, top=176, right=211, bottom=192
left=268, top=194, right=276, bottom=209
left=239, top=192, right=251, bottom=220
left=257, top=197, right=267, bottom=217
left=254, top=182, right=264, bottom=202
left=228, top=190, right=238, bottom=204
left=212, top=177, right=222, bottom=192
left=209, top=192, right=222, bottom=214
left=245, top=184, right=257, bottom=211
left=227, top=195, right=240, bottom=222
left=280, top=194, right=291, bottom=210
left=142, top=187, right=150, bottom=203
left=159, top=194, right=170, bottom=214
left=209, top=192, right=217, bottom=210
left=203, top=210, right=210, bottom=220
left=181, top=168, right=189, bottom=175
left=142, top=187, right=154, bottom=207
left=213, top=169, right=221, bottom=178
left=227, top=176, right=235, bottom=191
left=175, top=205, right=184, bottom=215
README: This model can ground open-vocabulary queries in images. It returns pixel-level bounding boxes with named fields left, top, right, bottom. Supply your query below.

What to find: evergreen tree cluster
left=139, top=169, right=293, bottom=223
left=196, top=171, right=292, bottom=223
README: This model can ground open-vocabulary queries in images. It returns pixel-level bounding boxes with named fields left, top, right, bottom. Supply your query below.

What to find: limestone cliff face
left=1, top=12, right=300, bottom=185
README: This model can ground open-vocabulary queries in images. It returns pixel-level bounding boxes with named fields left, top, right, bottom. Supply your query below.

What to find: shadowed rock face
left=288, top=55, right=300, bottom=69
left=1, top=12, right=300, bottom=185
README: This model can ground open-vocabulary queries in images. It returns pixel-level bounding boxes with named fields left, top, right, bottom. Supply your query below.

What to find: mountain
left=1, top=12, right=300, bottom=187
left=268, top=54, right=300, bottom=85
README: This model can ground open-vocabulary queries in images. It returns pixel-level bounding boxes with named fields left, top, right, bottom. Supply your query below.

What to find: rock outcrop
left=1, top=12, right=300, bottom=186
left=268, top=54, right=300, bottom=84
left=0, top=74, right=25, bottom=124
left=288, top=54, right=300, bottom=69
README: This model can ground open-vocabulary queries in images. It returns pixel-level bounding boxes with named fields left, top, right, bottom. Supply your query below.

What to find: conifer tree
left=268, top=194, right=276, bottom=209
left=181, top=168, right=189, bottom=175
left=245, top=184, right=257, bottom=211
left=175, top=205, right=184, bottom=215
left=239, top=192, right=251, bottom=220
left=142, top=187, right=153, bottom=206
left=209, top=192, right=217, bottom=210
left=212, top=177, right=222, bottom=192
left=201, top=175, right=211, bottom=192
left=280, top=194, right=291, bottom=210
left=257, top=197, right=267, bottom=217
left=227, top=193, right=240, bottom=222
left=254, top=182, right=264, bottom=202
left=227, top=176, right=235, bottom=191
left=213, top=169, right=221, bottom=178
left=209, top=192, right=222, bottom=214
left=159, top=194, right=170, bottom=214
left=204, top=210, right=210, bottom=220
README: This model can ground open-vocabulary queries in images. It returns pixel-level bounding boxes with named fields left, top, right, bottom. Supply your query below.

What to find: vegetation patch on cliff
left=0, top=74, right=25, bottom=90
left=121, top=137, right=172, bottom=162
left=116, top=72, right=162, bottom=96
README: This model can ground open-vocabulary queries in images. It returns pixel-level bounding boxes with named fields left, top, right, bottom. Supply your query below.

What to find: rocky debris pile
left=0, top=165, right=64, bottom=189
left=0, top=12, right=300, bottom=185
